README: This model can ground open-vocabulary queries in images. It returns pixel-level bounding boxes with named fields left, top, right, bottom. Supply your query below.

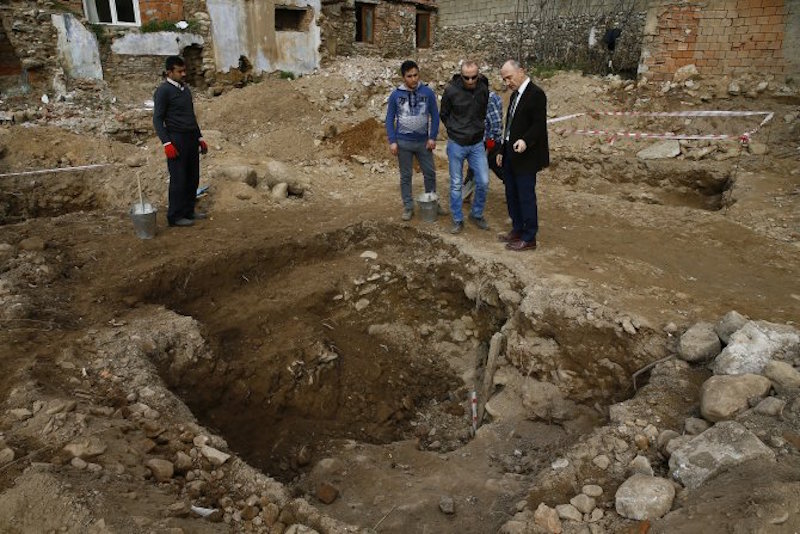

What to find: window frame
left=355, top=2, right=375, bottom=44
left=82, top=0, right=141, bottom=27
left=416, top=12, right=431, bottom=49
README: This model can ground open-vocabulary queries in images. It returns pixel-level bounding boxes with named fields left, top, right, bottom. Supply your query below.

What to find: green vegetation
left=527, top=63, right=563, bottom=79
left=89, top=24, right=110, bottom=45
left=140, top=19, right=200, bottom=33
left=279, top=71, right=296, bottom=80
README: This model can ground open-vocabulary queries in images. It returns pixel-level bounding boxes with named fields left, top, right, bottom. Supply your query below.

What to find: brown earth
left=0, top=61, right=798, bottom=533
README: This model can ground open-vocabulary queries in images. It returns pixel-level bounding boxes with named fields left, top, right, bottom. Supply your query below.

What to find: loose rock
left=683, top=417, right=710, bottom=435
left=533, top=503, right=562, bottom=533
left=669, top=421, right=775, bottom=489
left=200, top=445, right=230, bottom=466
left=754, top=396, right=786, bottom=416
left=145, top=458, right=174, bottom=481
left=556, top=503, right=583, bottom=522
left=714, top=311, right=748, bottom=344
left=438, top=495, right=455, bottom=515
left=677, top=322, right=721, bottom=362
left=316, top=482, right=339, bottom=504
left=570, top=494, right=596, bottom=514
left=614, top=474, right=675, bottom=520
left=763, top=360, right=800, bottom=389
left=700, top=373, right=771, bottom=422
left=711, top=321, right=800, bottom=375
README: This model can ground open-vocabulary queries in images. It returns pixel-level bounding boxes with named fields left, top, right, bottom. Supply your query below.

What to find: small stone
left=551, top=458, right=569, bottom=469
left=359, top=251, right=378, bottom=260
left=582, top=485, right=603, bottom=498
left=764, top=361, right=800, bottom=389
left=570, top=494, right=596, bottom=514
left=64, top=436, right=107, bottom=459
left=657, top=430, right=680, bottom=453
left=70, top=457, right=87, bottom=469
left=628, top=455, right=654, bottom=476
left=174, top=451, right=193, bottom=472
left=7, top=408, right=32, bottom=421
left=200, top=445, right=230, bottom=466
left=145, top=458, right=175, bottom=481
left=714, top=311, right=748, bottom=344
left=168, top=501, right=191, bottom=517
left=634, top=434, right=649, bottom=451
left=354, top=298, right=370, bottom=311
left=588, top=508, right=604, bottom=522
left=534, top=503, right=562, bottom=533
left=271, top=182, right=289, bottom=200
left=18, top=237, right=45, bottom=251
left=316, top=482, right=339, bottom=504
left=439, top=495, right=455, bottom=514
left=754, top=397, right=786, bottom=417
left=556, top=503, right=582, bottom=522
left=665, top=435, right=693, bottom=457
left=684, top=417, right=710, bottom=435
left=592, top=455, right=610, bottom=470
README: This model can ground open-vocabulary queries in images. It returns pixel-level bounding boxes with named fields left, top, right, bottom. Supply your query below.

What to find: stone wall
left=321, top=0, right=437, bottom=60
left=435, top=1, right=647, bottom=75
left=0, top=1, right=59, bottom=92
left=639, top=0, right=799, bottom=82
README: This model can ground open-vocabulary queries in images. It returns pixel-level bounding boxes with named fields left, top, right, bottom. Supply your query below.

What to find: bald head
left=500, top=59, right=527, bottom=92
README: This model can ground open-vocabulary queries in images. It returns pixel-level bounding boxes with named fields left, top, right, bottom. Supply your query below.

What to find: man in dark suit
left=496, top=60, right=550, bottom=251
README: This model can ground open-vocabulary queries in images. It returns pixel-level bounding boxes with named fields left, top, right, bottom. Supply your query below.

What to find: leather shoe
left=505, top=239, right=537, bottom=251
left=497, top=230, right=520, bottom=243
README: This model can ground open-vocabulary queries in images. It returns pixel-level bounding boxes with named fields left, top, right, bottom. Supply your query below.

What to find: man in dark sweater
left=153, top=55, right=208, bottom=227
left=440, top=60, right=491, bottom=235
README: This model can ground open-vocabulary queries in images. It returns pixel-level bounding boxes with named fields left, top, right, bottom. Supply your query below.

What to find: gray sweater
left=153, top=81, right=201, bottom=144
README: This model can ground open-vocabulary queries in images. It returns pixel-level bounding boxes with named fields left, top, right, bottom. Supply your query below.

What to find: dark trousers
left=166, top=130, right=200, bottom=224
left=502, top=145, right=538, bottom=242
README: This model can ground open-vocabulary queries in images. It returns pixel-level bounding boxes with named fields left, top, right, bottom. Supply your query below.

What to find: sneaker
left=401, top=208, right=414, bottom=221
left=436, top=203, right=449, bottom=216
left=169, top=218, right=194, bottom=227
left=468, top=214, right=489, bottom=230
left=450, top=221, right=464, bottom=234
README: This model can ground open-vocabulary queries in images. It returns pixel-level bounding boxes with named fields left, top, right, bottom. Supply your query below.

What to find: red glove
left=485, top=139, right=496, bottom=151
left=164, top=142, right=179, bottom=159
left=199, top=138, right=208, bottom=154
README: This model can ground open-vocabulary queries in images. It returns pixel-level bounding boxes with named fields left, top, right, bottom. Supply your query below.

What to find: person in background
left=440, top=60, right=490, bottom=234
left=385, top=60, right=444, bottom=221
left=153, top=55, right=208, bottom=228
left=463, top=88, right=504, bottom=202
left=496, top=59, right=550, bottom=251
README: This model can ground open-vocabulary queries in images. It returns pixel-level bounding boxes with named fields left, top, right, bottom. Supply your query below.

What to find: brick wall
left=139, top=0, right=185, bottom=24
left=639, top=0, right=796, bottom=81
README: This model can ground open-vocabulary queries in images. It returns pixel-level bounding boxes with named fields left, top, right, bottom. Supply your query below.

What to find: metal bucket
left=417, top=192, right=438, bottom=223
left=130, top=202, right=157, bottom=239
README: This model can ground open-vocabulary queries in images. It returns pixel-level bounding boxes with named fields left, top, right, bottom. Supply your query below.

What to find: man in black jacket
left=440, top=61, right=491, bottom=235
left=496, top=60, right=550, bottom=251
left=153, top=55, right=208, bottom=228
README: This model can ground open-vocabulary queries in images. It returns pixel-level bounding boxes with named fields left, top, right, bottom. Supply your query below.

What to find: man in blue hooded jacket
left=385, top=60, right=443, bottom=221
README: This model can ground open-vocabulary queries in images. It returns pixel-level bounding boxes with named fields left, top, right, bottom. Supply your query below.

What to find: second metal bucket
left=416, top=192, right=438, bottom=223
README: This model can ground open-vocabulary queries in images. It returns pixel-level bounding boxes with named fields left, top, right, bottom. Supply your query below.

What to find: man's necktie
left=504, top=90, right=519, bottom=141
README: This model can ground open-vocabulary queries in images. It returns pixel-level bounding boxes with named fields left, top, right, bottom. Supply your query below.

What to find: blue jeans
left=397, top=139, right=436, bottom=209
left=447, top=140, right=488, bottom=223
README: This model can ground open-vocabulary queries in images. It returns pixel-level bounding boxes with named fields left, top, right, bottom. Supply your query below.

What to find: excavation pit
left=0, top=174, right=100, bottom=224
left=132, top=223, right=668, bottom=531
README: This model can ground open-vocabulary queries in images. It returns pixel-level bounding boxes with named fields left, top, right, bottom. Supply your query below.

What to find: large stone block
left=700, top=373, right=771, bottom=422
left=711, top=321, right=800, bottom=375
left=668, top=421, right=775, bottom=489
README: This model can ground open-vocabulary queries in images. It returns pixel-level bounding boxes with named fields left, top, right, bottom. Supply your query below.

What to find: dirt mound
left=336, top=117, right=389, bottom=162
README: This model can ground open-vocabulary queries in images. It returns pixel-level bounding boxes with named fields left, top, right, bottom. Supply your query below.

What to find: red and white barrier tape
left=547, top=110, right=773, bottom=144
